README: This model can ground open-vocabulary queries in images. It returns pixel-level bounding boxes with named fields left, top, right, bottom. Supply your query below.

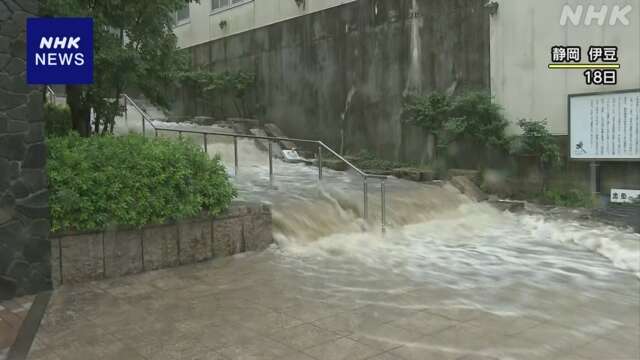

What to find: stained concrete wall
left=0, top=0, right=50, bottom=299
left=175, top=0, right=359, bottom=49
left=176, top=0, right=491, bottom=163
left=490, top=0, right=640, bottom=136
left=489, top=0, right=640, bottom=192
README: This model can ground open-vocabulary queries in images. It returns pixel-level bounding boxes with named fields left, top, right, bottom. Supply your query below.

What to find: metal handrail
left=122, top=93, right=157, bottom=136
left=151, top=126, right=385, bottom=178
left=46, top=91, right=387, bottom=232
left=45, top=86, right=56, bottom=105
left=151, top=123, right=388, bottom=233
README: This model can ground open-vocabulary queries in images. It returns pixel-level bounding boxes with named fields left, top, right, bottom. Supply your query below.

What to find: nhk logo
left=560, top=4, right=634, bottom=26
left=36, top=37, right=85, bottom=66
left=27, top=17, right=93, bottom=84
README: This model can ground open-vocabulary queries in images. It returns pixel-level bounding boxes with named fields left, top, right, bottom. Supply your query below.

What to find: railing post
left=124, top=97, right=128, bottom=123
left=268, top=141, right=273, bottom=186
left=318, top=144, right=323, bottom=180
left=142, top=117, right=146, bottom=136
left=154, top=129, right=158, bottom=138
left=363, top=176, right=368, bottom=221
left=233, top=137, right=239, bottom=177
left=178, top=131, right=182, bottom=139
left=381, top=180, right=386, bottom=234
left=203, top=133, right=208, bottom=154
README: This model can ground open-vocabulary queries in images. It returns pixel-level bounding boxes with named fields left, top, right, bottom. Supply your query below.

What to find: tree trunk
left=93, top=111, right=100, bottom=134
left=232, top=98, right=243, bottom=118
left=66, top=85, right=91, bottom=137
left=432, top=133, right=439, bottom=162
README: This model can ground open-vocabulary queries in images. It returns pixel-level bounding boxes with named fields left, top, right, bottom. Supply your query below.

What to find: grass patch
left=537, top=184, right=596, bottom=208
left=349, top=151, right=422, bottom=171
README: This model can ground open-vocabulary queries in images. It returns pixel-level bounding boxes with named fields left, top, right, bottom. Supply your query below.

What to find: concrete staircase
left=129, top=97, right=167, bottom=120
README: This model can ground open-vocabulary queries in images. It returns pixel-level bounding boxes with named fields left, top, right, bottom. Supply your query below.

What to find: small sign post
left=589, top=162, right=599, bottom=194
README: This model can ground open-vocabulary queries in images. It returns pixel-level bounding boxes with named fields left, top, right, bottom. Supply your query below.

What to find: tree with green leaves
left=514, top=119, right=560, bottom=191
left=178, top=69, right=256, bottom=119
left=403, top=92, right=451, bottom=158
left=403, top=91, right=510, bottom=161
left=40, top=0, right=192, bottom=136
left=446, top=92, right=510, bottom=151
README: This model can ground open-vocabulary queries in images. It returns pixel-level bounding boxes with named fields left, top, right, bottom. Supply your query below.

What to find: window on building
left=176, top=4, right=190, bottom=24
left=212, top=0, right=251, bottom=12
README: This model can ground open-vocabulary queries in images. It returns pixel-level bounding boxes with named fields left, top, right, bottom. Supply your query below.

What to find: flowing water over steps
left=112, top=118, right=640, bottom=358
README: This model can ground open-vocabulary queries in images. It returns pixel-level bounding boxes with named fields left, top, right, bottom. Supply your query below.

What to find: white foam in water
left=117, top=118, right=640, bottom=283
left=519, top=215, right=640, bottom=278
left=276, top=201, right=640, bottom=285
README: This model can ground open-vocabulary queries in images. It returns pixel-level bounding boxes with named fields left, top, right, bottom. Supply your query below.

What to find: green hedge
left=48, top=134, right=237, bottom=233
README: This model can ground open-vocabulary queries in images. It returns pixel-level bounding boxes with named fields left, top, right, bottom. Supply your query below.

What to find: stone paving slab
left=25, top=251, right=640, bottom=360
left=0, top=295, right=35, bottom=360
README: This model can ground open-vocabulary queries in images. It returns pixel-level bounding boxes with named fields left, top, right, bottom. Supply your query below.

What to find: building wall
left=489, top=0, right=640, bottom=192
left=0, top=0, right=51, bottom=298
left=176, top=0, right=491, bottom=163
left=490, top=0, right=640, bottom=135
left=174, top=0, right=358, bottom=48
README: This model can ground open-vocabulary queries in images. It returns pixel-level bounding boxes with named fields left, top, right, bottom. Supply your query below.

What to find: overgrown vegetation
left=44, top=103, right=73, bottom=137
left=539, top=184, right=595, bottom=208
left=48, top=134, right=236, bottom=233
left=403, top=91, right=510, bottom=159
left=402, top=92, right=594, bottom=207
left=349, top=151, right=419, bottom=171
left=446, top=92, right=510, bottom=150
left=513, top=119, right=561, bottom=191
left=178, top=69, right=257, bottom=118
left=41, top=0, right=192, bottom=136
left=402, top=92, right=450, bottom=154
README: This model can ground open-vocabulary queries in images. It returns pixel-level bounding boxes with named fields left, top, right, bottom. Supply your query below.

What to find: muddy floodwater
left=41, top=120, right=635, bottom=360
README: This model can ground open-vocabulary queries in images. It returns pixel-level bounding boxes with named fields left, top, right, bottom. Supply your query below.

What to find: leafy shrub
left=513, top=119, right=561, bottom=191
left=178, top=69, right=256, bottom=117
left=403, top=92, right=451, bottom=136
left=48, top=134, right=237, bottom=233
left=44, top=103, right=73, bottom=137
left=446, top=91, right=510, bottom=150
left=540, top=184, right=595, bottom=208
left=403, top=91, right=510, bottom=156
left=350, top=150, right=417, bottom=171
left=514, top=119, right=560, bottom=168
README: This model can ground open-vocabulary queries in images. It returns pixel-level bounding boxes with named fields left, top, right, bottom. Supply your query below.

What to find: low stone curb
left=488, top=200, right=526, bottom=212
left=391, top=168, right=435, bottom=182
left=49, top=203, right=273, bottom=287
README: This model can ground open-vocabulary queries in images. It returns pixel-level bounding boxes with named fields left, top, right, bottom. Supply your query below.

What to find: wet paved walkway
left=27, top=250, right=640, bottom=360
left=0, top=295, right=35, bottom=360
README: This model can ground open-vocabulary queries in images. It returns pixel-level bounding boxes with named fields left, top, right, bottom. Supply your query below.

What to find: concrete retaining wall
left=50, top=203, right=273, bottom=286
left=174, top=0, right=491, bottom=164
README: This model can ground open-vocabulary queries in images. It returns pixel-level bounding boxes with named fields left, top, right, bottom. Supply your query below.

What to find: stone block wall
left=50, top=203, right=273, bottom=286
left=0, top=0, right=50, bottom=299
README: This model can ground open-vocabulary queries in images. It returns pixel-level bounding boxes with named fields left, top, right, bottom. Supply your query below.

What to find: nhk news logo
left=560, top=4, right=634, bottom=26
left=27, top=17, right=93, bottom=84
